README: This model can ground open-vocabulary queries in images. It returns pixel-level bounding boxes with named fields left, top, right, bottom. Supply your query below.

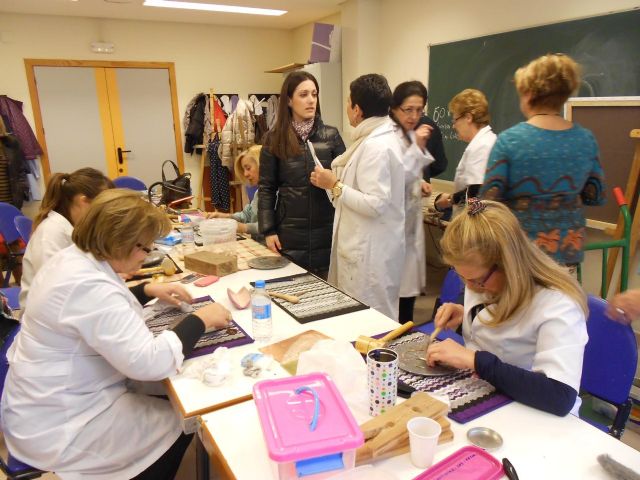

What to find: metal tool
left=502, top=457, right=520, bottom=480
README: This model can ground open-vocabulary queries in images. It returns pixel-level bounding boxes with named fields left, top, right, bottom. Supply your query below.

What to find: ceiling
left=0, top=0, right=343, bottom=29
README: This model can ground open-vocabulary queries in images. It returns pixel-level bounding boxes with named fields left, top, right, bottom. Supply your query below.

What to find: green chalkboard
left=427, top=9, right=640, bottom=181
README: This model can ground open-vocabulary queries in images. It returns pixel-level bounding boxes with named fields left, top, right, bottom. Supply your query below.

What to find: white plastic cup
left=407, top=416, right=441, bottom=469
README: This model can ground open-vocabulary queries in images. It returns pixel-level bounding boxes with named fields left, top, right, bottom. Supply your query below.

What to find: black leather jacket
left=258, top=119, right=346, bottom=272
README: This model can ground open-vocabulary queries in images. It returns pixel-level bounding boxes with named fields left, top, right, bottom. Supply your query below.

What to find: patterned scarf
left=291, top=118, right=314, bottom=141
left=331, top=116, right=388, bottom=181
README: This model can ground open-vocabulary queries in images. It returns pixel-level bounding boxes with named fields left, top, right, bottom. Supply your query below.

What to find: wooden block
left=184, top=251, right=238, bottom=276
left=355, top=392, right=452, bottom=465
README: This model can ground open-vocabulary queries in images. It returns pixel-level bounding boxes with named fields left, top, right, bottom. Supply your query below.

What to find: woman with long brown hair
left=20, top=167, right=113, bottom=306
left=258, top=71, right=345, bottom=276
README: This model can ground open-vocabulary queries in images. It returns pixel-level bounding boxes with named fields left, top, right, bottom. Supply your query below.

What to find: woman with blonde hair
left=481, top=53, right=605, bottom=266
left=2, top=189, right=231, bottom=479
left=435, top=89, right=496, bottom=212
left=20, top=167, right=114, bottom=307
left=207, top=145, right=264, bottom=242
left=427, top=199, right=588, bottom=416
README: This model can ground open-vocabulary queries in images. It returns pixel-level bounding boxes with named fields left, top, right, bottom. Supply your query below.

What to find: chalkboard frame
left=564, top=97, right=640, bottom=230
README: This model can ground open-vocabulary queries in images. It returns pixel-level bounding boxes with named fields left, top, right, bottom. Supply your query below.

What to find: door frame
left=24, top=58, right=184, bottom=182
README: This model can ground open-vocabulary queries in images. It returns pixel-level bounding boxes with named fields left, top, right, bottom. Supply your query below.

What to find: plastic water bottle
left=251, top=280, right=272, bottom=343
left=181, top=217, right=194, bottom=244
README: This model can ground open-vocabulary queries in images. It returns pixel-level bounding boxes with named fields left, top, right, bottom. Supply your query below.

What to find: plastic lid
left=253, top=373, right=364, bottom=463
left=413, top=446, right=503, bottom=480
left=255, top=280, right=266, bottom=288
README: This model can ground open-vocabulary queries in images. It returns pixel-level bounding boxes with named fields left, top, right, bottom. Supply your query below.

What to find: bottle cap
left=255, top=280, right=266, bottom=288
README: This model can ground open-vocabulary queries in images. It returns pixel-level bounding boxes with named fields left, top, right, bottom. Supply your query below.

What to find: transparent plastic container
left=199, top=218, right=237, bottom=245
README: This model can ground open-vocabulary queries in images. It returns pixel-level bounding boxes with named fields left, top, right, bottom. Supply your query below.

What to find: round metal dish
left=467, top=427, right=503, bottom=450
left=141, top=250, right=165, bottom=268
left=247, top=256, right=290, bottom=270
left=390, top=340, right=456, bottom=376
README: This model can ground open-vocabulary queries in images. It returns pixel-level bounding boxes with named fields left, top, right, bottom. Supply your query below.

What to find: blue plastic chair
left=13, top=216, right=32, bottom=245
left=0, top=323, right=44, bottom=479
left=0, top=203, right=25, bottom=287
left=0, top=287, right=20, bottom=311
left=113, top=176, right=147, bottom=191
left=579, top=295, right=638, bottom=439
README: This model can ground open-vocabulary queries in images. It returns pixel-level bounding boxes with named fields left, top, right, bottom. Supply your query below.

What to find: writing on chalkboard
left=431, top=105, right=459, bottom=142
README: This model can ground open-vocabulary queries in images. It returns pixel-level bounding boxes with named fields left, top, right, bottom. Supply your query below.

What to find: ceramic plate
left=247, top=256, right=290, bottom=270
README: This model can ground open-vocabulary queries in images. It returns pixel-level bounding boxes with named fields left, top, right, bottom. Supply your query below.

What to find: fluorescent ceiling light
left=143, top=0, right=287, bottom=16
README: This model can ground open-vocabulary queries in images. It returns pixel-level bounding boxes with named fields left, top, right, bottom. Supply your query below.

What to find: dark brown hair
left=265, top=71, right=321, bottom=159
left=34, top=167, right=114, bottom=231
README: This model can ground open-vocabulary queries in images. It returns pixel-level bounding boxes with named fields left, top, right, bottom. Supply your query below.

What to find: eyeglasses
left=458, top=264, right=498, bottom=288
left=398, top=106, right=424, bottom=116
left=136, top=243, right=152, bottom=254
left=453, top=113, right=467, bottom=123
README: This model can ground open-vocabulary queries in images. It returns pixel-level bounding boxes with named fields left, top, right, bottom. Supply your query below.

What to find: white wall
left=0, top=13, right=292, bottom=194
left=377, top=0, right=640, bottom=90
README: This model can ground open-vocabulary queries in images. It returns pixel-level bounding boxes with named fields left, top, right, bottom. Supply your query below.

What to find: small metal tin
left=467, top=427, right=503, bottom=450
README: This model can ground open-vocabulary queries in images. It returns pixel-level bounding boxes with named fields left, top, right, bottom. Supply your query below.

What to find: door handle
left=117, top=147, right=131, bottom=164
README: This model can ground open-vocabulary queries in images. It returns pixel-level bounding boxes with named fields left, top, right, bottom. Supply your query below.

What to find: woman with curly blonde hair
left=480, top=53, right=605, bottom=266
left=427, top=199, right=588, bottom=416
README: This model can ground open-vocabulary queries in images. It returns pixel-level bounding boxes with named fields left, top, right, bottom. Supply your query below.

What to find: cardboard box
left=184, top=251, right=237, bottom=276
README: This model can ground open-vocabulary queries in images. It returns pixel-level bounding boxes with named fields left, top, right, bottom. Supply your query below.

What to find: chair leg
left=609, top=399, right=632, bottom=440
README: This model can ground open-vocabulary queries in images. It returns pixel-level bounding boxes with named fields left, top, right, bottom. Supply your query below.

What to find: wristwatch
left=331, top=181, right=344, bottom=198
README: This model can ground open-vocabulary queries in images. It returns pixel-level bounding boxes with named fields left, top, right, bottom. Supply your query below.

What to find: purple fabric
left=0, top=96, right=42, bottom=160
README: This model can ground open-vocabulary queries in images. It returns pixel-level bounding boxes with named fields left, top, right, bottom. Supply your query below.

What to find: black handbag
left=148, top=160, right=192, bottom=207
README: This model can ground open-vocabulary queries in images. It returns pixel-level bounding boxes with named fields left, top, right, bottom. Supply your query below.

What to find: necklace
left=529, top=112, right=561, bottom=118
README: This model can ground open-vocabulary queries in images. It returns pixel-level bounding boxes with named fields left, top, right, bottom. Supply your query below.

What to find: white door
left=31, top=62, right=183, bottom=188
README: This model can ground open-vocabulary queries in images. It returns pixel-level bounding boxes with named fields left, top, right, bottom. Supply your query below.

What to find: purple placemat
left=387, top=332, right=513, bottom=424
left=143, top=295, right=253, bottom=359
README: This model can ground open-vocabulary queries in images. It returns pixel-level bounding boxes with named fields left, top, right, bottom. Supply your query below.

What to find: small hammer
left=355, top=321, right=414, bottom=354
left=135, top=257, right=177, bottom=276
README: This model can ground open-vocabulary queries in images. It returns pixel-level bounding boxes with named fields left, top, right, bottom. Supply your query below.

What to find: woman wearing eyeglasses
left=434, top=89, right=496, bottom=213
left=389, top=81, right=434, bottom=324
left=2, top=189, right=231, bottom=479
left=427, top=199, right=588, bottom=416
left=481, top=54, right=605, bottom=267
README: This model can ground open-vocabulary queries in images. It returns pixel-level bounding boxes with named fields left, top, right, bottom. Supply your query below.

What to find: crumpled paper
left=296, top=339, right=370, bottom=424
left=180, top=347, right=232, bottom=387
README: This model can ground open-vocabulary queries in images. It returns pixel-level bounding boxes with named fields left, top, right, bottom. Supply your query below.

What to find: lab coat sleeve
left=404, top=137, right=434, bottom=184
left=461, top=141, right=493, bottom=187
left=338, top=144, right=397, bottom=218
left=62, top=281, right=184, bottom=381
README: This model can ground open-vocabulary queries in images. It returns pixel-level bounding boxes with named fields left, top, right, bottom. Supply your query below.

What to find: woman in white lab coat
left=20, top=167, right=114, bottom=308
left=1, top=189, right=231, bottom=480
left=390, top=81, right=435, bottom=324
left=435, top=89, right=496, bottom=212
left=311, top=74, right=406, bottom=320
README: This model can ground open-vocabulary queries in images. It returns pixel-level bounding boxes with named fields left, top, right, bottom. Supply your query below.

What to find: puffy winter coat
left=258, top=119, right=345, bottom=272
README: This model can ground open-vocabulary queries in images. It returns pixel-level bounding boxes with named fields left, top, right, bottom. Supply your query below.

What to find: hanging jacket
left=0, top=96, right=42, bottom=160
left=218, top=99, right=255, bottom=169
left=183, top=94, right=207, bottom=154
left=258, top=118, right=346, bottom=272
left=0, top=134, right=30, bottom=208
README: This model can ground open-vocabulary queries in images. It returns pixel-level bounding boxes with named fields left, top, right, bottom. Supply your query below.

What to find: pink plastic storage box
left=253, top=373, right=364, bottom=480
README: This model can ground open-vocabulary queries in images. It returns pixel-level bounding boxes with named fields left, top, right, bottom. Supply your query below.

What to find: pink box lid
left=413, top=446, right=504, bottom=480
left=253, top=372, right=364, bottom=463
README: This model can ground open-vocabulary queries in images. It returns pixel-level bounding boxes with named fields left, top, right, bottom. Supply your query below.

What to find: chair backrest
left=440, top=268, right=465, bottom=304
left=13, top=216, right=32, bottom=244
left=113, top=176, right=147, bottom=191
left=580, top=295, right=638, bottom=406
left=0, top=203, right=23, bottom=245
